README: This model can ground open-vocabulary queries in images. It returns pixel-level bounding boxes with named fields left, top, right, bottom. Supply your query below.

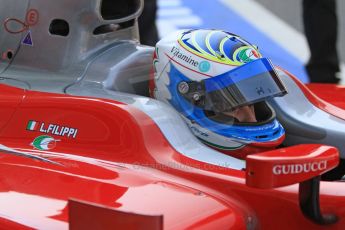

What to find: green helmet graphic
left=31, top=135, right=58, bottom=150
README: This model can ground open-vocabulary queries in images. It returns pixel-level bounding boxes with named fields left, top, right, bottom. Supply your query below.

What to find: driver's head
left=150, top=29, right=287, bottom=159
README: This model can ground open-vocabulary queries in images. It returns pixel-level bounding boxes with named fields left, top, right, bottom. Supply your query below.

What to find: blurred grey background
left=255, top=0, right=345, bottom=64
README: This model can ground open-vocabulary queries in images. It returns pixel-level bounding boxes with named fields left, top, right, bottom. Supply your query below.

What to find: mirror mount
left=246, top=144, right=339, bottom=225
left=299, top=176, right=338, bottom=225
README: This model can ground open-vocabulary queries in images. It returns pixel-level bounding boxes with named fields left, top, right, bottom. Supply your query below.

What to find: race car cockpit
left=2, top=1, right=345, bottom=228
left=1, top=0, right=345, bottom=180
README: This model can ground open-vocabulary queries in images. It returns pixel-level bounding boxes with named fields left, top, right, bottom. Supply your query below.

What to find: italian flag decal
left=27, top=120, right=39, bottom=131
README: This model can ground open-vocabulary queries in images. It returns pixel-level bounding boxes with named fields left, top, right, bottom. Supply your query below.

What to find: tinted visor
left=203, top=58, right=287, bottom=112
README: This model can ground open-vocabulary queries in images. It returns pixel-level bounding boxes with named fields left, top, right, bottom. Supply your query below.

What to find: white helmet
left=150, top=29, right=287, bottom=159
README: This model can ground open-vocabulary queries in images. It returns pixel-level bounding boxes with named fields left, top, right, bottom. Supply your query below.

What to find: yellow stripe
left=191, top=31, right=217, bottom=60
left=219, top=37, right=229, bottom=60
left=178, top=31, right=237, bottom=66
left=205, top=31, right=217, bottom=56
left=232, top=46, right=248, bottom=63
left=178, top=34, right=219, bottom=63
left=219, top=36, right=241, bottom=65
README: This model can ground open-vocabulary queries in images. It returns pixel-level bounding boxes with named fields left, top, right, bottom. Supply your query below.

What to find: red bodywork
left=1, top=79, right=345, bottom=229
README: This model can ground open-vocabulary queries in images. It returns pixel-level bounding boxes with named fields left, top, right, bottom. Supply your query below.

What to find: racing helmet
left=150, top=29, right=287, bottom=159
